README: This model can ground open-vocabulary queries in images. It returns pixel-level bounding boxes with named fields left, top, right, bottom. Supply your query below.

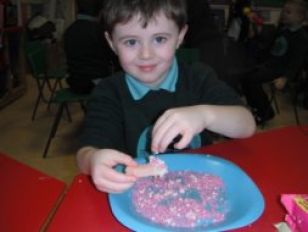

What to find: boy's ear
left=105, top=32, right=117, bottom=54
left=176, top=24, right=188, bottom=49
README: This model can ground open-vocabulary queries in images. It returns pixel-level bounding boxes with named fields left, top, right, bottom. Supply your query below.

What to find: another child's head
left=280, top=0, right=307, bottom=27
left=76, top=0, right=103, bottom=17
left=101, top=0, right=188, bottom=88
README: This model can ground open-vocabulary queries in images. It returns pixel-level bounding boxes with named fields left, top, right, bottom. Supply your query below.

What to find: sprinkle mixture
left=149, top=156, right=168, bottom=177
left=132, top=171, right=229, bottom=229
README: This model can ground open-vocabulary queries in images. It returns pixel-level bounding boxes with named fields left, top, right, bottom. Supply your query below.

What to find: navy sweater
left=80, top=62, right=244, bottom=157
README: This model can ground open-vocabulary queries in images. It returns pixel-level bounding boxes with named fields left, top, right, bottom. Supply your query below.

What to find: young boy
left=77, top=0, right=256, bottom=193
left=241, top=0, right=308, bottom=123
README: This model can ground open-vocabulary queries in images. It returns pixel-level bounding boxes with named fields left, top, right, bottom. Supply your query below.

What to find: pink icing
left=148, top=156, right=168, bottom=177
left=132, top=171, right=229, bottom=229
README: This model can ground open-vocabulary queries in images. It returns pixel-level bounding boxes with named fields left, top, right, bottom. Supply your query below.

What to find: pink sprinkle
left=132, top=171, right=229, bottom=229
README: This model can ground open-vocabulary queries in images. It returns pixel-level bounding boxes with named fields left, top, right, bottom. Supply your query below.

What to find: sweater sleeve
left=190, top=63, right=244, bottom=106
left=79, top=76, right=126, bottom=151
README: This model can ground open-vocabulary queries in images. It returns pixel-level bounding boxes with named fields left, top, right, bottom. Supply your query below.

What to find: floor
left=0, top=75, right=307, bottom=185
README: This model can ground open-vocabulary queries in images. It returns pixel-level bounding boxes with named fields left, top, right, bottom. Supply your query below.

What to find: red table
left=0, top=153, right=66, bottom=232
left=47, top=125, right=308, bottom=231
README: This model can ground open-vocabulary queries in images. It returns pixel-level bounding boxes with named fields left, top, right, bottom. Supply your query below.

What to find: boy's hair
left=285, top=0, right=308, bottom=21
left=101, top=0, right=187, bottom=35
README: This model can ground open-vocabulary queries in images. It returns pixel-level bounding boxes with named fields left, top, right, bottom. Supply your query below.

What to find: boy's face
left=105, top=13, right=187, bottom=88
left=280, top=3, right=304, bottom=27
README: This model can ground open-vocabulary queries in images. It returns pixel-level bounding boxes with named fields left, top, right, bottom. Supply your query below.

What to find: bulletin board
left=255, top=0, right=284, bottom=7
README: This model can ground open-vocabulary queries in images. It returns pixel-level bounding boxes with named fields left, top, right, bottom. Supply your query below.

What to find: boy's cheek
left=118, top=52, right=134, bottom=64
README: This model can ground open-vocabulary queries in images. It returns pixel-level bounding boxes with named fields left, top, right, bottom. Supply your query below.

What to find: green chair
left=24, top=41, right=91, bottom=157
left=43, top=88, right=90, bottom=158
left=24, top=40, right=67, bottom=120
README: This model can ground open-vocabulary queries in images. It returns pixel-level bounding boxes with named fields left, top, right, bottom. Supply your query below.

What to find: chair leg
left=269, top=84, right=280, bottom=114
left=293, top=105, right=300, bottom=125
left=64, top=104, right=72, bottom=122
left=31, top=93, right=42, bottom=121
left=47, top=79, right=63, bottom=110
left=258, top=85, right=277, bottom=129
left=293, top=92, right=300, bottom=125
left=47, top=79, right=72, bottom=122
left=39, top=79, right=50, bottom=103
left=80, top=101, right=87, bottom=114
left=32, top=80, right=47, bottom=120
left=272, top=92, right=280, bottom=114
left=46, top=79, right=53, bottom=92
left=43, top=102, right=65, bottom=158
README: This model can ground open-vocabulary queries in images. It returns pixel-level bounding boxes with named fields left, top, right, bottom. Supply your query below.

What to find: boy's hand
left=88, top=149, right=138, bottom=193
left=151, top=106, right=205, bottom=153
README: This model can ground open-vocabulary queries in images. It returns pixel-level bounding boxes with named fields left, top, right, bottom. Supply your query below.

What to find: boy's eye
left=124, top=39, right=137, bottom=47
left=154, top=36, right=167, bottom=44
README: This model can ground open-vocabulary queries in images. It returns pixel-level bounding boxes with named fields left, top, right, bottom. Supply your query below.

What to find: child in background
left=240, top=0, right=308, bottom=124
left=63, top=0, right=117, bottom=94
left=77, top=0, right=256, bottom=193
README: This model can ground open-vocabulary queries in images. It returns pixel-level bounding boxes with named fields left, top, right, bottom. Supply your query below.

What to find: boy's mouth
left=138, top=64, right=156, bottom=72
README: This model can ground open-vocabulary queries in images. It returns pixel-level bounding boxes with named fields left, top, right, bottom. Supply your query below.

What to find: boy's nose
left=139, top=44, right=153, bottom=59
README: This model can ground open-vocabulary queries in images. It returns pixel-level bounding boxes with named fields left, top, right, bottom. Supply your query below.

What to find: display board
left=255, top=0, right=284, bottom=7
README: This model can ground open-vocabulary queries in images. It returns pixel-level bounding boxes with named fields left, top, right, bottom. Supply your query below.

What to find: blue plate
left=109, top=153, right=264, bottom=232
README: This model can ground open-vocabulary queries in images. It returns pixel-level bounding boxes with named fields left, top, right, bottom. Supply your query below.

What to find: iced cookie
left=126, top=156, right=168, bottom=178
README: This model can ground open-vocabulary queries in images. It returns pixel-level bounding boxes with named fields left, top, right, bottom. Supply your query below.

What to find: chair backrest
left=176, top=48, right=200, bottom=65
left=24, top=40, right=47, bottom=78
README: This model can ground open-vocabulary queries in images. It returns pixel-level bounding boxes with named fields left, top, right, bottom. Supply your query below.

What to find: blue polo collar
left=125, top=58, right=178, bottom=100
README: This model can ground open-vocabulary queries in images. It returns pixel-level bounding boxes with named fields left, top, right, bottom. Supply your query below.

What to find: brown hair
left=285, top=0, right=308, bottom=20
left=101, top=0, right=187, bottom=35
left=76, top=0, right=104, bottom=17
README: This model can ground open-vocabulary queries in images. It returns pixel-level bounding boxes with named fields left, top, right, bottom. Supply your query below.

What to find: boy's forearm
left=77, top=146, right=98, bottom=175
left=200, top=105, right=256, bottom=138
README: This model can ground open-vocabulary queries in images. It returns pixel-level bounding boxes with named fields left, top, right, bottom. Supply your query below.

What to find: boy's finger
left=99, top=180, right=135, bottom=193
left=101, top=165, right=137, bottom=183
left=174, top=133, right=192, bottom=150
left=155, top=125, right=182, bottom=153
left=107, top=152, right=138, bottom=167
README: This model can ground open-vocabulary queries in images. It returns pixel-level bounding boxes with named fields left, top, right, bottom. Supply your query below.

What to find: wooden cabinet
left=0, top=0, right=25, bottom=109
